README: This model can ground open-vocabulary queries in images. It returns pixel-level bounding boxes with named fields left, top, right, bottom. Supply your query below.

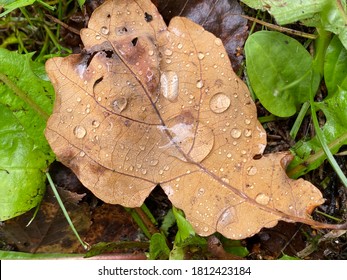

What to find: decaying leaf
left=0, top=187, right=90, bottom=253
left=44, top=0, right=344, bottom=239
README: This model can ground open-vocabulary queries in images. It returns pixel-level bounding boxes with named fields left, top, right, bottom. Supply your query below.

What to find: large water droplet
left=112, top=97, right=128, bottom=113
left=255, top=193, right=270, bottom=205
left=177, top=43, right=183, bottom=49
left=209, top=92, right=231, bottom=113
left=160, top=71, right=179, bottom=102
left=231, top=128, right=242, bottom=139
left=73, top=125, right=87, bottom=139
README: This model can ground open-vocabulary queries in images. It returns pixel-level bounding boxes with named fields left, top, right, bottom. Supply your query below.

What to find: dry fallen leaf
left=154, top=0, right=248, bottom=71
left=45, top=0, right=345, bottom=239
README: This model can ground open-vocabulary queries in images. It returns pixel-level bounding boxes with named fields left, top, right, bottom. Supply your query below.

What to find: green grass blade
left=46, top=172, right=89, bottom=250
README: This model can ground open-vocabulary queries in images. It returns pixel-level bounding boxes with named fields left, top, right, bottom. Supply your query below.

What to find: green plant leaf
left=240, top=0, right=328, bottom=25
left=0, top=0, right=36, bottom=17
left=288, top=36, right=347, bottom=178
left=324, top=35, right=347, bottom=94
left=288, top=89, right=347, bottom=178
left=241, top=0, right=347, bottom=47
left=149, top=233, right=170, bottom=260
left=0, top=49, right=54, bottom=221
left=245, top=31, right=319, bottom=117
left=320, top=0, right=347, bottom=50
left=169, top=207, right=207, bottom=260
left=219, top=236, right=249, bottom=257
left=160, top=208, right=176, bottom=236
left=172, top=207, right=196, bottom=244
left=77, top=0, right=86, bottom=9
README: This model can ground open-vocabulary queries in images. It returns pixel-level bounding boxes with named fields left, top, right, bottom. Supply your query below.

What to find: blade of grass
left=290, top=101, right=310, bottom=139
left=36, top=0, right=55, bottom=11
left=46, top=172, right=89, bottom=250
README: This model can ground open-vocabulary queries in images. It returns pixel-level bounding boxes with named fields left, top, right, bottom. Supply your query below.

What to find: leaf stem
left=0, top=73, right=49, bottom=120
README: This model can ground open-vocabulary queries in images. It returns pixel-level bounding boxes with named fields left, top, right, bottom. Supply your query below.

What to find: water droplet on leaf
left=164, top=49, right=173, bottom=56
left=196, top=80, right=204, bottom=89
left=101, top=26, right=109, bottom=35
left=209, top=93, right=231, bottom=113
left=160, top=71, right=179, bottom=102
left=112, top=97, right=128, bottom=113
left=255, top=193, right=270, bottom=205
left=214, top=38, right=222, bottom=46
left=231, top=128, right=242, bottom=139
left=73, top=125, right=87, bottom=139
left=247, top=166, right=257, bottom=176
left=92, top=120, right=100, bottom=128
left=197, top=52, right=205, bottom=60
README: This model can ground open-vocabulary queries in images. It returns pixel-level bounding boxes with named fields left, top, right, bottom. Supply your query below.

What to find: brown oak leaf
left=45, top=0, right=341, bottom=239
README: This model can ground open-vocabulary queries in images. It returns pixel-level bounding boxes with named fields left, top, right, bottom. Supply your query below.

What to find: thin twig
left=241, top=14, right=317, bottom=40
left=45, top=14, right=80, bottom=35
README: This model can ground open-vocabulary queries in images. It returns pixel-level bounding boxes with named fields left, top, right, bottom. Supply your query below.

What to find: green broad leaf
left=240, top=0, right=328, bottom=25
left=320, top=1, right=347, bottom=50
left=219, top=236, right=249, bottom=257
left=170, top=207, right=206, bottom=260
left=324, top=35, right=347, bottom=94
left=160, top=208, right=176, bottom=236
left=0, top=49, right=54, bottom=221
left=288, top=90, right=347, bottom=178
left=149, top=233, right=171, bottom=260
left=172, top=207, right=196, bottom=243
left=0, top=0, right=36, bottom=17
left=288, top=35, right=347, bottom=178
left=245, top=31, right=318, bottom=117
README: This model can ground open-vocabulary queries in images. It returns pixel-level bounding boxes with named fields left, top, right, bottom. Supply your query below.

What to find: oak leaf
left=45, top=0, right=340, bottom=239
